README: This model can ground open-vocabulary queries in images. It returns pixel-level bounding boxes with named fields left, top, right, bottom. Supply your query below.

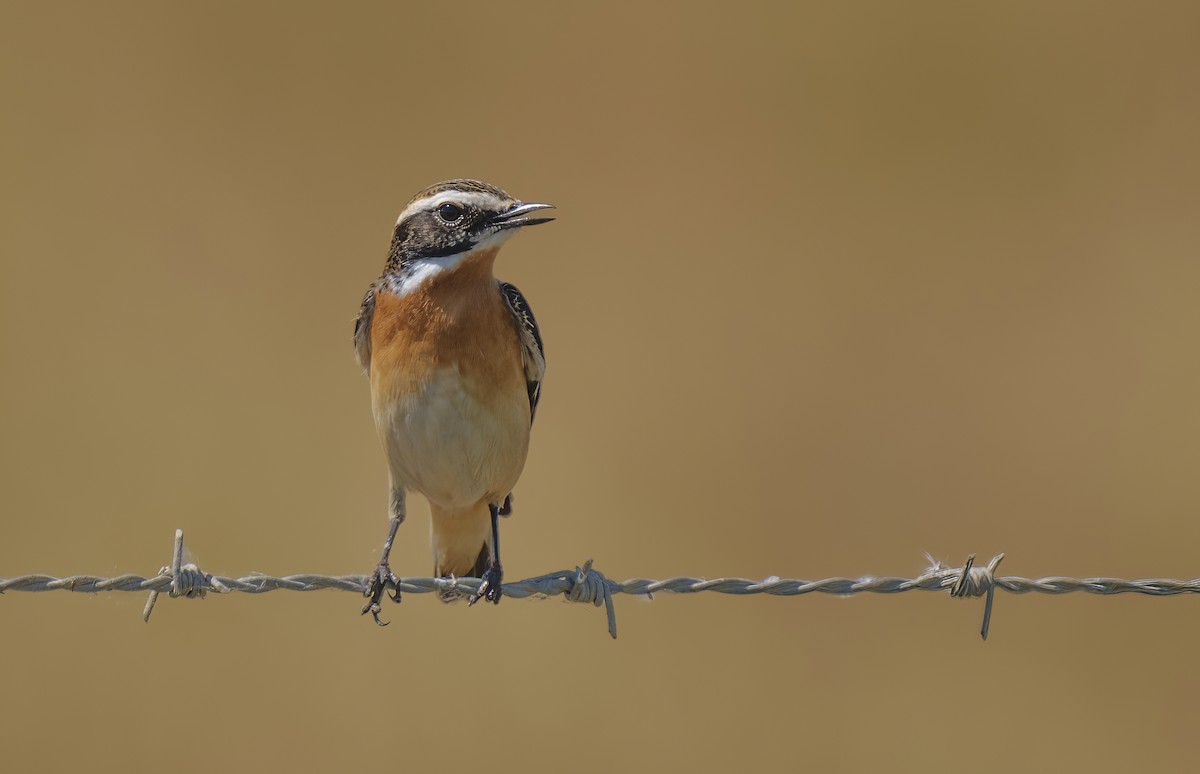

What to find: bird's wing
left=353, top=283, right=376, bottom=373
left=498, top=281, right=546, bottom=423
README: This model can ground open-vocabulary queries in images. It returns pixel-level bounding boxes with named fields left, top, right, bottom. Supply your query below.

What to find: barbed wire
left=3, top=530, right=1199, bottom=639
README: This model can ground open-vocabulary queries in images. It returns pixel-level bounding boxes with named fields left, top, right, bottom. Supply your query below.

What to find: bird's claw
left=361, top=562, right=401, bottom=625
left=469, top=562, right=504, bottom=606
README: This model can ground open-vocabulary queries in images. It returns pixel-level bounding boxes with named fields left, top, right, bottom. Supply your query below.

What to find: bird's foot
left=361, top=562, right=401, bottom=625
left=469, top=562, right=504, bottom=606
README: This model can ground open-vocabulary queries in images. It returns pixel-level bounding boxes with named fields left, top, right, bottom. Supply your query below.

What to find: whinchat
left=354, top=179, right=552, bottom=624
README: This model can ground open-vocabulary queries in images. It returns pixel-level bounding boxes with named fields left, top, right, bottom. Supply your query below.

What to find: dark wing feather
left=353, top=284, right=376, bottom=373
left=498, top=281, right=546, bottom=423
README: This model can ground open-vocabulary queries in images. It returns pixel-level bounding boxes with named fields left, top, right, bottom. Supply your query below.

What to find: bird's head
left=388, top=179, right=554, bottom=265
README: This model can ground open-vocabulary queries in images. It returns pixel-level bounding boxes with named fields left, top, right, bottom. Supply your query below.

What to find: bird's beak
left=492, top=201, right=555, bottom=230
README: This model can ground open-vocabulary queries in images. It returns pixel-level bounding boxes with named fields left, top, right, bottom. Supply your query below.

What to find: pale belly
left=374, top=366, right=530, bottom=510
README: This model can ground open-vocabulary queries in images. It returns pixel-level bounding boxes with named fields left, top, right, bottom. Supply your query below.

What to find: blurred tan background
left=3, top=1, right=1200, bottom=771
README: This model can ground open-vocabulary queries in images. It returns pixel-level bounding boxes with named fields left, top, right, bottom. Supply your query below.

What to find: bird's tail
left=430, top=500, right=492, bottom=603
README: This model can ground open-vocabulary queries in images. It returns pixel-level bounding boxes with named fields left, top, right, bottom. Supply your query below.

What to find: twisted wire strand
left=7, top=572, right=1200, bottom=596
left=3, top=531, right=1199, bottom=639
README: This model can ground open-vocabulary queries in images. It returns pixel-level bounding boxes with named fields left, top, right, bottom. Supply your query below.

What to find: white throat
left=380, top=230, right=514, bottom=297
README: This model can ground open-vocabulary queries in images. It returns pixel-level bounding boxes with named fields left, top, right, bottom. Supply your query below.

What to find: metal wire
left=3, top=531, right=1198, bottom=640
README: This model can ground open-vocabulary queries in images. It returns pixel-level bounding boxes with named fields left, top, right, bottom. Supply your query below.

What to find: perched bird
left=354, top=179, right=552, bottom=624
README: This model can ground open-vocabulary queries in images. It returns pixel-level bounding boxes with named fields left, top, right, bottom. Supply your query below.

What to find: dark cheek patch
left=389, top=209, right=494, bottom=265
left=414, top=212, right=476, bottom=258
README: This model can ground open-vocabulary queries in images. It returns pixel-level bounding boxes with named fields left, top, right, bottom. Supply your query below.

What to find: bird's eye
left=436, top=203, right=465, bottom=224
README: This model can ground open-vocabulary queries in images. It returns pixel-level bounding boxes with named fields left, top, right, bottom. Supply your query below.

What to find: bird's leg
left=362, top=489, right=405, bottom=625
left=470, top=503, right=504, bottom=606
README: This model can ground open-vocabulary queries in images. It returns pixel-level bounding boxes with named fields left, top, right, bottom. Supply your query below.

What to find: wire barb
left=142, top=530, right=226, bottom=622
left=944, top=553, right=1005, bottom=640
left=564, top=559, right=619, bottom=639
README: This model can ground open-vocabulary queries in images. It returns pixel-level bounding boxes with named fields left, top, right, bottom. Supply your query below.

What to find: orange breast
left=367, top=248, right=531, bottom=504
left=369, top=249, right=526, bottom=405
left=369, top=249, right=525, bottom=398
